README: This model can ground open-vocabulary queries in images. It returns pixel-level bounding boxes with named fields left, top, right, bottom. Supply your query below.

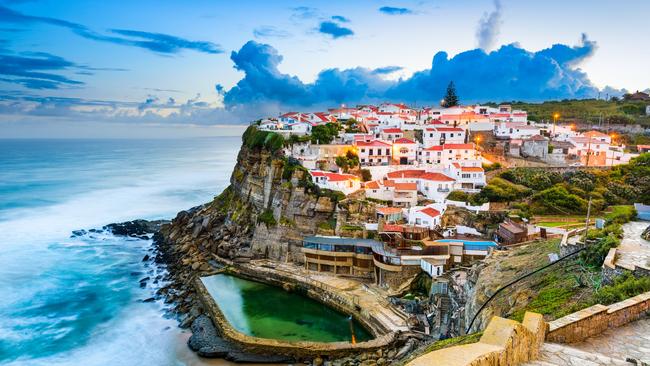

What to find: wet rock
left=225, top=351, right=293, bottom=363
left=313, top=356, right=324, bottom=366
left=188, top=315, right=220, bottom=351
left=104, top=219, right=170, bottom=237
left=71, top=229, right=87, bottom=237
left=142, top=297, right=155, bottom=303
left=142, top=254, right=150, bottom=262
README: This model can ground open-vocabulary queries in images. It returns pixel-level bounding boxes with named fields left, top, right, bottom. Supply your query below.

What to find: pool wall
left=194, top=264, right=399, bottom=358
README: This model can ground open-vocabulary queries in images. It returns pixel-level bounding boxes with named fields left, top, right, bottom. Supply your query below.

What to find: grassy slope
left=508, top=99, right=650, bottom=126
left=473, top=238, right=600, bottom=322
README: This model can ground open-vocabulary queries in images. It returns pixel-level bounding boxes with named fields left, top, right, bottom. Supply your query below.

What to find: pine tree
left=443, top=81, right=459, bottom=107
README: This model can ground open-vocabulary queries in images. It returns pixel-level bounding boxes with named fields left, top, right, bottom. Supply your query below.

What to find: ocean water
left=0, top=138, right=241, bottom=366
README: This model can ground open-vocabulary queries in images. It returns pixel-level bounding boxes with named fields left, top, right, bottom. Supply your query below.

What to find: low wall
left=194, top=264, right=400, bottom=358
left=602, top=247, right=650, bottom=284
left=546, top=290, right=650, bottom=343
left=406, top=312, right=546, bottom=366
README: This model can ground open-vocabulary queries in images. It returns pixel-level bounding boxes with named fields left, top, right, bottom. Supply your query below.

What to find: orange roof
left=461, top=166, right=484, bottom=172
left=382, top=224, right=404, bottom=232
left=394, top=182, right=417, bottom=191
left=377, top=207, right=403, bottom=215
left=420, top=172, right=455, bottom=182
left=419, top=207, right=441, bottom=218
left=364, top=181, right=380, bottom=189
left=584, top=130, right=609, bottom=138
left=324, top=172, right=358, bottom=182
left=382, top=128, right=403, bottom=133
left=387, top=169, right=426, bottom=179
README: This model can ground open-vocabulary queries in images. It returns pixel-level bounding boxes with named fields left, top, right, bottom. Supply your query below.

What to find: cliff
left=153, top=132, right=378, bottom=316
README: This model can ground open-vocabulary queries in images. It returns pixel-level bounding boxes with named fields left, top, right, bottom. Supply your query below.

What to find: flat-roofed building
left=302, top=236, right=378, bottom=277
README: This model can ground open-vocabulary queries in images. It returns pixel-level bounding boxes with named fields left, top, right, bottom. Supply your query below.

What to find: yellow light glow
left=553, top=113, right=560, bottom=119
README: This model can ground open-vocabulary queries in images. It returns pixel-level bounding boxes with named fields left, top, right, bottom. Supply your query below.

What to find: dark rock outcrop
left=105, top=219, right=169, bottom=238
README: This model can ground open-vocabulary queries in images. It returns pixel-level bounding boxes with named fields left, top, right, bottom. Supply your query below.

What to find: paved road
left=617, top=221, right=650, bottom=271
left=526, top=317, right=650, bottom=365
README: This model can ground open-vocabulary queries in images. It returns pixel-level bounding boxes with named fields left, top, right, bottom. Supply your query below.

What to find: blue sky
left=0, top=0, right=649, bottom=137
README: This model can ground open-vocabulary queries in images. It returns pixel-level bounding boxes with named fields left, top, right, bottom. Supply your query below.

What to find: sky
left=0, top=0, right=649, bottom=137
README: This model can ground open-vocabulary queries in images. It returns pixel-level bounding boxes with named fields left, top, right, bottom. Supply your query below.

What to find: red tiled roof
left=324, top=172, right=358, bottom=182
left=386, top=169, right=426, bottom=179
left=420, top=172, right=455, bottom=182
left=393, top=138, right=416, bottom=144
left=419, top=207, right=441, bottom=218
left=460, top=166, right=484, bottom=172
left=356, top=140, right=392, bottom=147
left=394, top=182, right=417, bottom=191
left=364, top=181, right=380, bottom=189
left=426, top=127, right=464, bottom=132
left=376, top=207, right=403, bottom=215
left=382, top=224, right=404, bottom=232
left=382, top=128, right=403, bottom=133
left=425, top=143, right=474, bottom=151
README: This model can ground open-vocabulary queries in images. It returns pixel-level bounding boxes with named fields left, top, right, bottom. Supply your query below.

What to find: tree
left=310, top=123, right=340, bottom=144
left=360, top=168, right=372, bottom=182
left=443, top=81, right=459, bottom=107
left=335, top=150, right=360, bottom=172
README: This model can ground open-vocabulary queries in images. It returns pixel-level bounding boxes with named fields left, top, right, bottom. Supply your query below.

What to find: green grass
left=424, top=332, right=483, bottom=353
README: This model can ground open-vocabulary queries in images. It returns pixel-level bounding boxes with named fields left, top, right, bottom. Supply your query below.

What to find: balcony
left=437, top=188, right=450, bottom=193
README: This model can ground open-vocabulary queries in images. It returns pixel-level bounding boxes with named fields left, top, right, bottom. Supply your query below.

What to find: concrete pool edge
left=193, top=265, right=401, bottom=358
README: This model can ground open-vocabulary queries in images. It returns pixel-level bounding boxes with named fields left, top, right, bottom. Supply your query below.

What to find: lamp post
left=552, top=113, right=560, bottom=137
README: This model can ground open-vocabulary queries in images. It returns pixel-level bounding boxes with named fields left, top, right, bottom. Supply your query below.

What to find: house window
left=361, top=149, right=366, bottom=153
left=385, top=149, right=390, bottom=155
left=369, top=149, right=374, bottom=156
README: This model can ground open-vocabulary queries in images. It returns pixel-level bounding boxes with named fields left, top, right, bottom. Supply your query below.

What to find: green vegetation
left=340, top=224, right=363, bottom=231
left=242, top=125, right=285, bottom=153
left=482, top=162, right=502, bottom=172
left=442, top=81, right=459, bottom=107
left=279, top=216, right=296, bottom=227
left=424, top=332, right=483, bottom=353
left=508, top=99, right=650, bottom=126
left=310, top=122, right=341, bottom=144
left=318, top=218, right=336, bottom=231
left=476, top=154, right=650, bottom=216
left=258, top=209, right=277, bottom=227
left=335, top=150, right=360, bottom=172
left=594, top=273, right=650, bottom=305
left=360, top=168, right=372, bottom=182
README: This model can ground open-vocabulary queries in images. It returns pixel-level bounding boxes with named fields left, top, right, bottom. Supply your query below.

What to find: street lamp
left=552, top=113, right=560, bottom=136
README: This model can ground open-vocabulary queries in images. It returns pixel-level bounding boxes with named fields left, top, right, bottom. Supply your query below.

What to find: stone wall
left=602, top=247, right=650, bottom=284
left=194, top=272, right=398, bottom=359
left=406, top=312, right=546, bottom=366
left=546, top=290, right=650, bottom=343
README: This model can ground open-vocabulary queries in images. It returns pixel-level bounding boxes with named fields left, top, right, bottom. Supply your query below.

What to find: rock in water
left=642, top=225, right=650, bottom=241
left=104, top=219, right=169, bottom=237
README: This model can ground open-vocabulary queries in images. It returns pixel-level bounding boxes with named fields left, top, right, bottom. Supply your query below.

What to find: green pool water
left=201, top=274, right=373, bottom=343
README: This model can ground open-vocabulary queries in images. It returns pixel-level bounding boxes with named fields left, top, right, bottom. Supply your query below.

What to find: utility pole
left=585, top=137, right=592, bottom=167
left=583, top=196, right=592, bottom=244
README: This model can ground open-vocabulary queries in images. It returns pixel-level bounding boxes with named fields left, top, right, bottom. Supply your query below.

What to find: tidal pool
left=201, top=274, right=373, bottom=343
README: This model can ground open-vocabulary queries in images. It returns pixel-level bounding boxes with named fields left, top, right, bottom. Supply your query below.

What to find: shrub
left=605, top=205, right=637, bottom=224
left=242, top=125, right=285, bottom=153
left=360, top=168, right=372, bottom=182
left=258, top=209, right=277, bottom=227
left=594, top=273, right=650, bottom=305
left=500, top=168, right=562, bottom=191
left=479, top=177, right=531, bottom=202
left=482, top=162, right=502, bottom=172
left=531, top=185, right=587, bottom=214
left=580, top=234, right=619, bottom=267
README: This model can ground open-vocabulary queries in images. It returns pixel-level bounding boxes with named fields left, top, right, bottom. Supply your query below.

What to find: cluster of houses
left=256, top=101, right=639, bottom=286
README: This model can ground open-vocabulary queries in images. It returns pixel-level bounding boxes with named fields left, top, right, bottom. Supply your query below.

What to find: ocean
left=0, top=138, right=241, bottom=365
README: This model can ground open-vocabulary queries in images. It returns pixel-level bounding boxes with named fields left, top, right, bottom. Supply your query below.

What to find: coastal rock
left=187, top=315, right=220, bottom=351
left=104, top=219, right=169, bottom=237
left=225, top=351, right=294, bottom=363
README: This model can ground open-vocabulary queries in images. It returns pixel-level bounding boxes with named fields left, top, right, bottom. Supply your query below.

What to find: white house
left=423, top=127, right=466, bottom=147
left=392, top=138, right=418, bottom=165
left=356, top=140, right=392, bottom=166
left=309, top=171, right=361, bottom=195
left=494, top=122, right=541, bottom=139
left=418, top=143, right=479, bottom=164
left=448, top=163, right=486, bottom=192
left=365, top=180, right=418, bottom=207
left=407, top=206, right=442, bottom=229
left=379, top=128, right=404, bottom=141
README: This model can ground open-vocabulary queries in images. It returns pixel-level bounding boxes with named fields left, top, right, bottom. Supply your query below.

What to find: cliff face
left=158, top=144, right=340, bottom=268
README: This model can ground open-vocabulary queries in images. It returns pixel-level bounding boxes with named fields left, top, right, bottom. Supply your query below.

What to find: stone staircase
left=524, top=343, right=631, bottom=366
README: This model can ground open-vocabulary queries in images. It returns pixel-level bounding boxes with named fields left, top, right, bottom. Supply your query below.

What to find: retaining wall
left=546, top=290, right=650, bottom=343
left=406, top=312, right=546, bottom=366
left=194, top=263, right=400, bottom=358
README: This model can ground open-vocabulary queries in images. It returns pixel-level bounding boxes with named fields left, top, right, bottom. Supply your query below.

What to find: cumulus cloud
left=222, top=36, right=606, bottom=116
left=0, top=5, right=223, bottom=54
left=379, top=6, right=413, bottom=15
left=476, top=0, right=503, bottom=51
left=318, top=21, right=354, bottom=39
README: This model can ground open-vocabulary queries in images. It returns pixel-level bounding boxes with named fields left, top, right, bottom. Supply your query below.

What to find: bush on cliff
left=478, top=178, right=531, bottom=202
left=258, top=209, right=277, bottom=227
left=242, top=125, right=285, bottom=153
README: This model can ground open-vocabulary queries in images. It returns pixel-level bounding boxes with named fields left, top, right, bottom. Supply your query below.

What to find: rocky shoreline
left=101, top=217, right=423, bottom=365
